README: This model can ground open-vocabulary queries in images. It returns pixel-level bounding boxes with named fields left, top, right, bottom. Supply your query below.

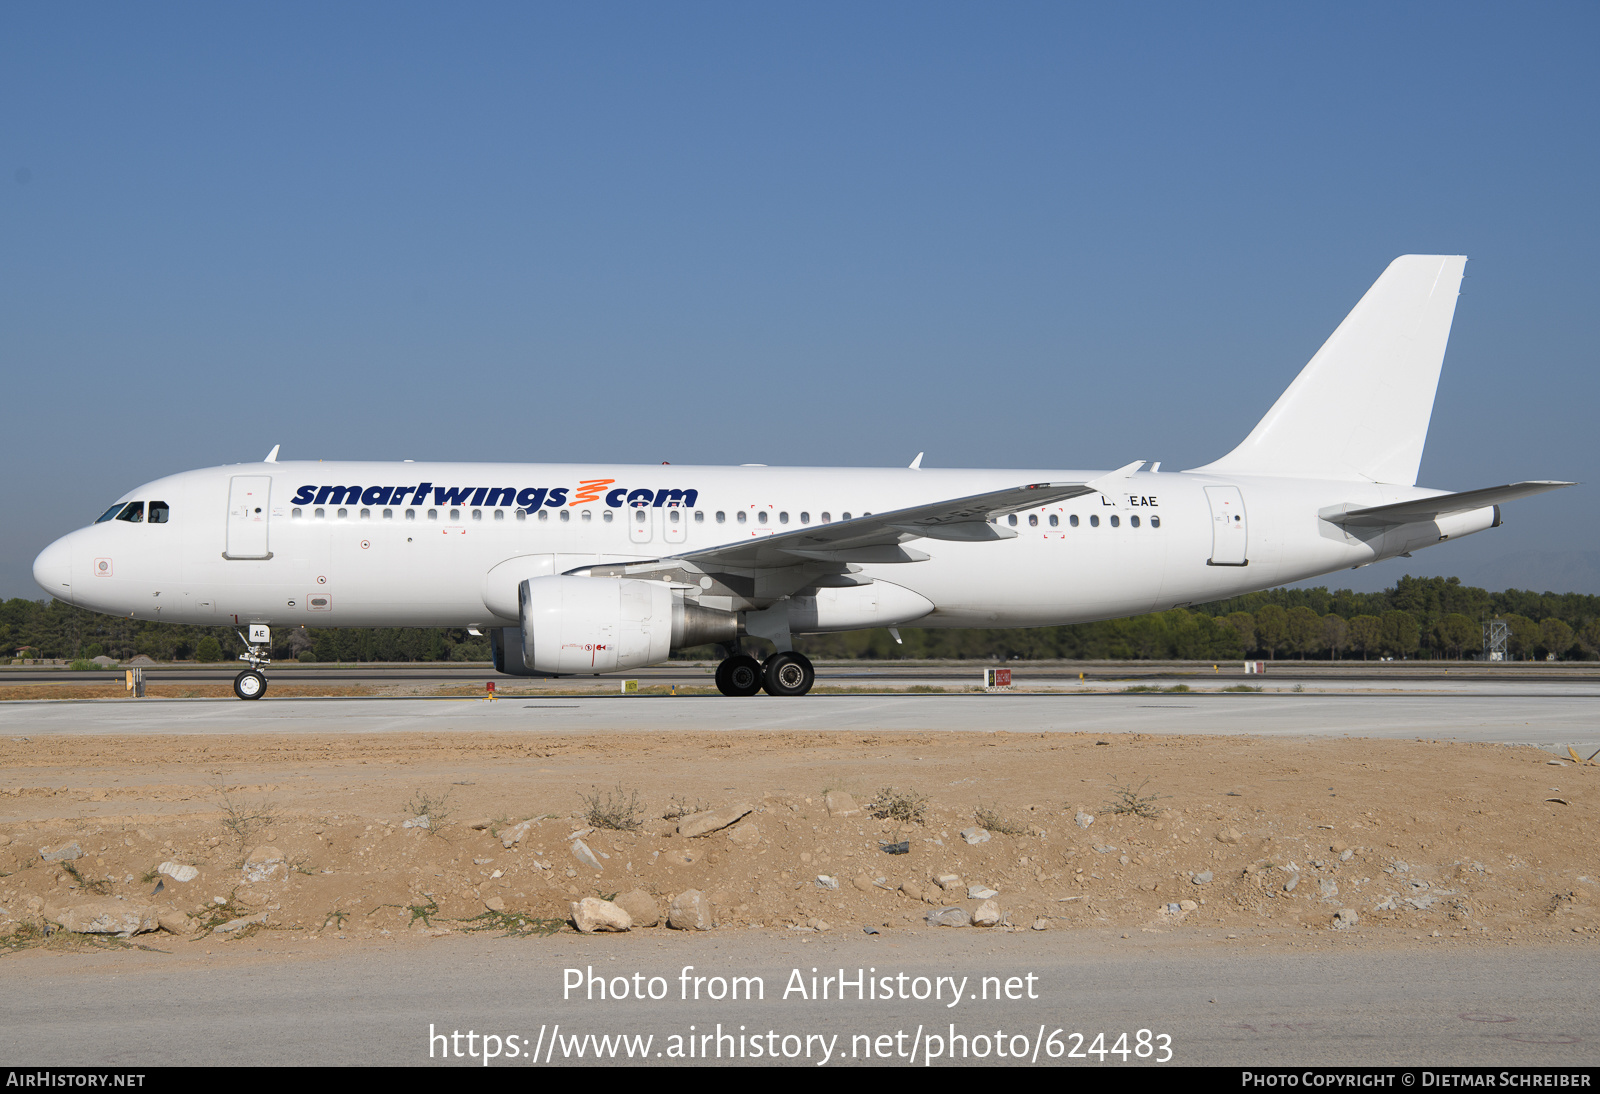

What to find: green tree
left=1540, top=618, right=1574, bottom=660
left=1285, top=605, right=1322, bottom=659
left=1434, top=614, right=1479, bottom=660
left=1254, top=604, right=1288, bottom=659
left=1347, top=615, right=1382, bottom=660
left=1321, top=614, right=1348, bottom=660
left=195, top=636, right=223, bottom=663
left=1379, top=611, right=1420, bottom=659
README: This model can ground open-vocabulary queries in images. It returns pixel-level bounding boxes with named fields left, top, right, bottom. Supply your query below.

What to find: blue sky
left=4, top=3, right=1596, bottom=598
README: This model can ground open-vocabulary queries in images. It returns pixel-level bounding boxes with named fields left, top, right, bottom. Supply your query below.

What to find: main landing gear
left=714, top=651, right=815, bottom=697
left=233, top=623, right=272, bottom=701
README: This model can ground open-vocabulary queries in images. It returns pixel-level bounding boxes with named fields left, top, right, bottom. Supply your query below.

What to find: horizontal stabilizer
left=1322, top=481, right=1575, bottom=527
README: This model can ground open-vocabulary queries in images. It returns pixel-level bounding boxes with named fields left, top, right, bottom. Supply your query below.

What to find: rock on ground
left=668, top=890, right=713, bottom=930
left=53, top=900, right=160, bottom=935
left=569, top=839, right=603, bottom=871
left=39, top=842, right=81, bottom=863
left=972, top=900, right=1001, bottom=927
left=926, top=906, right=972, bottom=927
left=725, top=821, right=760, bottom=847
left=242, top=846, right=284, bottom=883
left=615, top=889, right=659, bottom=927
left=678, top=804, right=754, bottom=838
left=960, top=827, right=991, bottom=845
left=570, top=897, right=632, bottom=933
left=823, top=791, right=860, bottom=818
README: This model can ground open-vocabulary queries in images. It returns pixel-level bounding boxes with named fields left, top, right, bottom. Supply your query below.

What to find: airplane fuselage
left=34, top=460, right=1494, bottom=633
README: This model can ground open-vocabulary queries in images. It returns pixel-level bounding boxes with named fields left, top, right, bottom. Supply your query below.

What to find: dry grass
left=580, top=784, right=644, bottom=831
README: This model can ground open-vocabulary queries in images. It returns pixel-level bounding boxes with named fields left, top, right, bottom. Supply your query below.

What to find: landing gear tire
left=715, top=655, right=764, bottom=697
left=762, top=651, right=815, bottom=697
left=233, top=670, right=267, bottom=700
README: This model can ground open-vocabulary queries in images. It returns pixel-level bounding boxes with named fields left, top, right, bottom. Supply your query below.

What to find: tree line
left=4, top=575, right=1598, bottom=665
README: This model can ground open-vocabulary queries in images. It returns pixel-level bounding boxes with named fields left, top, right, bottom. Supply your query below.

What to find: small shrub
left=580, top=785, right=643, bottom=831
left=661, top=794, right=709, bottom=821
left=869, top=788, right=930, bottom=826
left=215, top=783, right=279, bottom=851
left=402, top=790, right=454, bottom=837
left=195, top=637, right=223, bottom=663
left=972, top=804, right=1027, bottom=836
left=1104, top=777, right=1163, bottom=819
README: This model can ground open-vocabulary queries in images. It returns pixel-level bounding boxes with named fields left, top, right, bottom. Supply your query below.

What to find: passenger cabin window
left=472, top=509, right=483, bottom=521
left=383, top=508, right=394, bottom=520
left=516, top=508, right=527, bottom=521
left=694, top=511, right=704, bottom=523
left=602, top=510, right=613, bottom=523
left=1007, top=514, right=1018, bottom=527
left=559, top=510, right=570, bottom=522
left=1089, top=515, right=1099, bottom=527
left=427, top=509, right=438, bottom=520
left=115, top=502, right=144, bottom=523
left=315, top=507, right=326, bottom=519
left=1028, top=514, right=1038, bottom=527
left=778, top=512, right=788, bottom=524
left=668, top=510, right=680, bottom=524
left=494, top=510, right=504, bottom=521
left=292, top=507, right=303, bottom=519
left=537, top=510, right=548, bottom=522
left=1151, top=515, right=1161, bottom=528
left=1130, top=515, right=1140, bottom=528
left=449, top=508, right=460, bottom=521
left=758, top=511, right=768, bottom=524
left=359, top=508, right=371, bottom=520
left=821, top=512, right=831, bottom=523
left=1069, top=514, right=1079, bottom=527
left=635, top=510, right=647, bottom=523
left=842, top=512, right=852, bottom=521
left=581, top=510, right=592, bottom=522
left=1110, top=515, right=1120, bottom=527
left=337, top=508, right=349, bottom=520
left=736, top=512, right=746, bottom=524
left=716, top=511, right=726, bottom=523
left=405, top=509, right=416, bottom=521
left=800, top=512, right=810, bottom=524
left=1049, top=514, right=1058, bottom=527
left=148, top=502, right=170, bottom=524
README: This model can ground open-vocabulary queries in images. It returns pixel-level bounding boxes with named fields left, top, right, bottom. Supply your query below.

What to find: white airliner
left=32, top=256, right=1572, bottom=700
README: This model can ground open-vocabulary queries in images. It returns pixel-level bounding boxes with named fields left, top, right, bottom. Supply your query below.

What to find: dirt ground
left=0, top=728, right=1595, bottom=956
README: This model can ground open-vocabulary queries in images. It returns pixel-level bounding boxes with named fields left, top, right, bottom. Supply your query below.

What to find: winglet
left=264, top=445, right=280, bottom=463
left=909, top=452, right=924, bottom=470
left=1086, top=461, right=1144, bottom=493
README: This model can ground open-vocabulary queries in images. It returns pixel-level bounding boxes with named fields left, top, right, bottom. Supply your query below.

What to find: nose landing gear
left=233, top=623, right=272, bottom=700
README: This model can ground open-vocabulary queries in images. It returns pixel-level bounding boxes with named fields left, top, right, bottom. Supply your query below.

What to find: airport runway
left=3, top=690, right=1598, bottom=754
left=1, top=934, right=1594, bottom=1067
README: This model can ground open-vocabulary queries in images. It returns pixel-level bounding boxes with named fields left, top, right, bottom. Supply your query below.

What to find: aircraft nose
left=33, top=536, right=74, bottom=605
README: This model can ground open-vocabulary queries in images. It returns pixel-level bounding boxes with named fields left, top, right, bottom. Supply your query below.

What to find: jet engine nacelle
left=513, top=575, right=739, bottom=675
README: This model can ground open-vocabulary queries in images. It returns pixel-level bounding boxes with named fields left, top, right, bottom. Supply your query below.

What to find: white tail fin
left=1193, top=255, right=1467, bottom=485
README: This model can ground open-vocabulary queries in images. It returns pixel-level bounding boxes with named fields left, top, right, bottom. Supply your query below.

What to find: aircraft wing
left=1322, top=481, right=1575, bottom=528
left=671, top=479, right=1104, bottom=569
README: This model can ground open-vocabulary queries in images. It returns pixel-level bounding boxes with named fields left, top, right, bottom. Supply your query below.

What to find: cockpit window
left=114, top=502, right=144, bottom=523
left=148, top=501, right=170, bottom=524
left=95, top=504, right=125, bottom=524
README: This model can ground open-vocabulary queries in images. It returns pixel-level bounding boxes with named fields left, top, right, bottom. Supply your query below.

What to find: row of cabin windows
left=1006, top=512, right=1160, bottom=529
left=282, top=506, right=1158, bottom=529
left=95, top=501, right=170, bottom=524
left=284, top=506, right=872, bottom=525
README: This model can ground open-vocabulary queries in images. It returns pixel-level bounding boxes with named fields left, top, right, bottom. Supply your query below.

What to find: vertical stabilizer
left=1192, top=255, right=1466, bottom=485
